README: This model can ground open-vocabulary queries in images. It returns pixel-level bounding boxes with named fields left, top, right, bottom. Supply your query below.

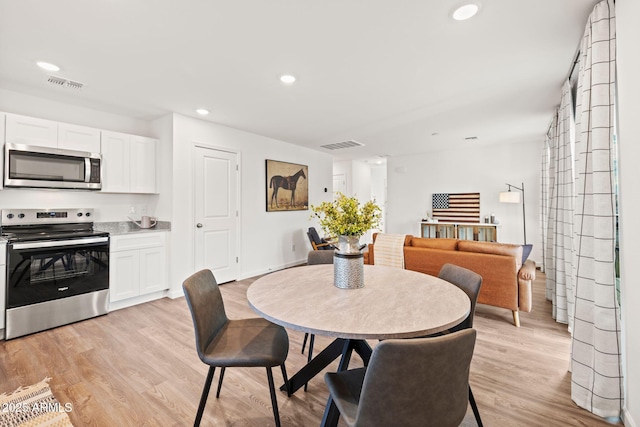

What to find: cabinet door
left=0, top=264, right=6, bottom=330
left=101, top=131, right=131, bottom=193
left=5, top=113, right=58, bottom=147
left=58, top=123, right=101, bottom=153
left=139, top=246, right=167, bottom=294
left=109, top=250, right=140, bottom=302
left=130, top=136, right=157, bottom=193
left=0, top=112, right=5, bottom=190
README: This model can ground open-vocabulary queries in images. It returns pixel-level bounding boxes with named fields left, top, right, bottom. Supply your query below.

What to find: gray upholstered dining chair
left=182, top=269, right=290, bottom=427
left=324, top=329, right=477, bottom=427
left=437, top=263, right=484, bottom=426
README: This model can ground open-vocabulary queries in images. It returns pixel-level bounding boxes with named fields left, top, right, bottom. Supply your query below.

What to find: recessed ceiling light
left=196, top=109, right=209, bottom=115
left=36, top=61, right=60, bottom=72
left=452, top=4, right=479, bottom=21
left=280, top=74, right=296, bottom=84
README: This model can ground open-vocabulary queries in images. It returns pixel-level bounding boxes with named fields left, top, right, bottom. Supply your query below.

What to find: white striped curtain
left=570, top=0, right=622, bottom=417
left=544, top=80, right=575, bottom=325
left=540, top=133, right=550, bottom=273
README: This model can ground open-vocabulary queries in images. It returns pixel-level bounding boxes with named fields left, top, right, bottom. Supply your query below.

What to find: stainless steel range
left=1, top=208, right=109, bottom=339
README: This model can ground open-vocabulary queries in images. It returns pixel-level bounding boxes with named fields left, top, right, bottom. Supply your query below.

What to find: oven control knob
left=6, top=213, right=14, bottom=219
left=77, top=212, right=83, bottom=217
left=18, top=213, right=25, bottom=219
left=85, top=212, right=91, bottom=217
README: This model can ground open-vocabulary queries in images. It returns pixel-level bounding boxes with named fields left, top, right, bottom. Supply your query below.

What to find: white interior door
left=333, top=173, right=347, bottom=199
left=193, top=146, right=238, bottom=284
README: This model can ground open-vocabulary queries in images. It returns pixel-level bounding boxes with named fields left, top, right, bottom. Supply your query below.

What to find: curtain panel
left=544, top=81, right=575, bottom=325
left=570, top=0, right=622, bottom=418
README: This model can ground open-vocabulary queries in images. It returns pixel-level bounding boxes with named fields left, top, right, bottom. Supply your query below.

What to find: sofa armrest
left=519, top=259, right=536, bottom=281
left=517, top=260, right=536, bottom=312
left=364, top=243, right=375, bottom=265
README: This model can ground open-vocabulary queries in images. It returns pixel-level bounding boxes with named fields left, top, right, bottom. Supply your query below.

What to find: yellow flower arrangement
left=311, top=192, right=382, bottom=237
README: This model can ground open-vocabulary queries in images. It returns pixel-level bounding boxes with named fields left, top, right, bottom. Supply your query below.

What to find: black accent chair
left=183, top=269, right=290, bottom=427
left=307, top=227, right=335, bottom=250
left=436, top=263, right=484, bottom=426
left=324, top=329, right=477, bottom=427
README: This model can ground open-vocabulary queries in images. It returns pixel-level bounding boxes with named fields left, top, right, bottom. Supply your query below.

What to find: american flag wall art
left=431, top=193, right=480, bottom=223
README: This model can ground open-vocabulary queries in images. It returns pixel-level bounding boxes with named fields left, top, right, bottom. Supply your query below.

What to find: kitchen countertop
left=94, top=221, right=171, bottom=235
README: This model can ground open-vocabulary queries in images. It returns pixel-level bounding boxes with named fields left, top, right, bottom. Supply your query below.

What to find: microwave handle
left=85, top=158, right=91, bottom=183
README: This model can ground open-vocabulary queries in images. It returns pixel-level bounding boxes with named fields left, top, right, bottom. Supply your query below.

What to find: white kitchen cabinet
left=102, top=131, right=157, bottom=194
left=109, top=232, right=167, bottom=303
left=0, top=112, right=5, bottom=190
left=101, top=131, right=131, bottom=192
left=130, top=135, right=157, bottom=193
left=5, top=113, right=101, bottom=153
left=1, top=243, right=6, bottom=332
left=57, top=123, right=101, bottom=153
left=5, top=113, right=58, bottom=147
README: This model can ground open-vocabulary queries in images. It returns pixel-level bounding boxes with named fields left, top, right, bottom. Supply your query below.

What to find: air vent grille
left=47, top=75, right=85, bottom=90
left=320, top=140, right=365, bottom=151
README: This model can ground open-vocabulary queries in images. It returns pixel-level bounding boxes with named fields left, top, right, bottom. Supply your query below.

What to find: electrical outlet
left=129, top=206, right=136, bottom=214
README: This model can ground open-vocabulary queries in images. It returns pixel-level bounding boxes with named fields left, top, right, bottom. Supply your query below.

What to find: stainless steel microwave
left=4, top=143, right=102, bottom=190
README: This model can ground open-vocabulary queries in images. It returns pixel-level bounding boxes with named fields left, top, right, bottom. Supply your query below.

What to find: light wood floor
left=0, top=270, right=623, bottom=426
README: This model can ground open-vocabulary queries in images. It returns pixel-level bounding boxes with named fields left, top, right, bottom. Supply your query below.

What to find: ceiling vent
left=47, top=75, right=85, bottom=90
left=320, top=140, right=365, bottom=151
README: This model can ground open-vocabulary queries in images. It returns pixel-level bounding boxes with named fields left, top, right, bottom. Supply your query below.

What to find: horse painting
left=269, top=168, right=306, bottom=209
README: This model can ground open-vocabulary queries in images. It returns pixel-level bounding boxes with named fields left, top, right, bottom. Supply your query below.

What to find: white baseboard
left=109, top=290, right=168, bottom=311
left=624, top=408, right=637, bottom=427
left=239, top=259, right=306, bottom=281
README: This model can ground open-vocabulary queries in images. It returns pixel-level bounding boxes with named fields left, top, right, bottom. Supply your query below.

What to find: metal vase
left=333, top=235, right=364, bottom=289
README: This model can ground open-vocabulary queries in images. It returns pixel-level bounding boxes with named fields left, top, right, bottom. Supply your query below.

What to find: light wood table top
left=248, top=264, right=470, bottom=340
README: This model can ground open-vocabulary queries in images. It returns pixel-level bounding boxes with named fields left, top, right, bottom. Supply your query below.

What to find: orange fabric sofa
left=364, top=234, right=536, bottom=327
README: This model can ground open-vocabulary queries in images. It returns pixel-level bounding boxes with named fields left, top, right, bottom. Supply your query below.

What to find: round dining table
left=247, top=263, right=471, bottom=427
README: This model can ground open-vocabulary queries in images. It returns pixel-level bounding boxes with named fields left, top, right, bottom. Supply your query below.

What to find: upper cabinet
left=2, top=113, right=158, bottom=194
left=0, top=112, right=4, bottom=190
left=5, top=114, right=58, bottom=147
left=57, top=123, right=101, bottom=153
left=102, top=131, right=157, bottom=194
left=5, top=113, right=101, bottom=153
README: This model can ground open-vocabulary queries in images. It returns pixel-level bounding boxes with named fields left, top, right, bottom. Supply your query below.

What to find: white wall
left=386, top=140, right=541, bottom=261
left=615, top=1, right=639, bottom=425
left=169, top=113, right=334, bottom=296
left=0, top=89, right=162, bottom=222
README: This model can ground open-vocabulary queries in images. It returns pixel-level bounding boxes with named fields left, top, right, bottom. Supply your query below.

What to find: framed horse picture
left=266, top=159, right=309, bottom=212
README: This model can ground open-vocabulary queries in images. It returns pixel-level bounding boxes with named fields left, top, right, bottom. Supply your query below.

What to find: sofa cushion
left=409, top=237, right=459, bottom=251
left=457, top=241, right=523, bottom=270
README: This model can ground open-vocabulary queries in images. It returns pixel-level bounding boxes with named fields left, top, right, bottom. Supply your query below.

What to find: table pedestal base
left=280, top=338, right=372, bottom=394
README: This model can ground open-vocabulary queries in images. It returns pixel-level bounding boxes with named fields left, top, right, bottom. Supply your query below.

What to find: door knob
left=196, top=223, right=203, bottom=228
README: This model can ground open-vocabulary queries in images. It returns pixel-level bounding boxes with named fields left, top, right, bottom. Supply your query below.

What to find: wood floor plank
left=0, top=269, right=623, bottom=426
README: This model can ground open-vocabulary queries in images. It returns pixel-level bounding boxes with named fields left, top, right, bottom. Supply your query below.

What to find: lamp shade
left=499, top=191, right=521, bottom=203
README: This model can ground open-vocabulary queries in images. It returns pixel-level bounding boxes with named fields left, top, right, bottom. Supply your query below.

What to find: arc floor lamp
left=499, top=182, right=526, bottom=244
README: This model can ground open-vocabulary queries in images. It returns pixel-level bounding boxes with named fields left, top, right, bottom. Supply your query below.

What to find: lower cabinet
left=110, top=232, right=168, bottom=303
left=1, top=243, right=6, bottom=333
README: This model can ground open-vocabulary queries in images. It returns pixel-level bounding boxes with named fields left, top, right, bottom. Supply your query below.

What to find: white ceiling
left=0, top=0, right=598, bottom=161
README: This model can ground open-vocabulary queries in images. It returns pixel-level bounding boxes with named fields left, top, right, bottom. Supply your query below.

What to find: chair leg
left=280, top=363, right=291, bottom=397
left=215, top=367, right=226, bottom=398
left=194, top=366, right=215, bottom=427
left=304, top=334, right=315, bottom=392
left=469, top=386, right=483, bottom=427
left=302, top=332, right=309, bottom=354
left=266, top=367, right=282, bottom=427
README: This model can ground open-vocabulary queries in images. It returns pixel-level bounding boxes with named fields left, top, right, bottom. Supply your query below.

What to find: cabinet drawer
left=110, top=232, right=166, bottom=251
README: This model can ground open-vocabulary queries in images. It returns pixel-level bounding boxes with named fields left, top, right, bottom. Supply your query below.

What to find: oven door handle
left=10, top=236, right=109, bottom=250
